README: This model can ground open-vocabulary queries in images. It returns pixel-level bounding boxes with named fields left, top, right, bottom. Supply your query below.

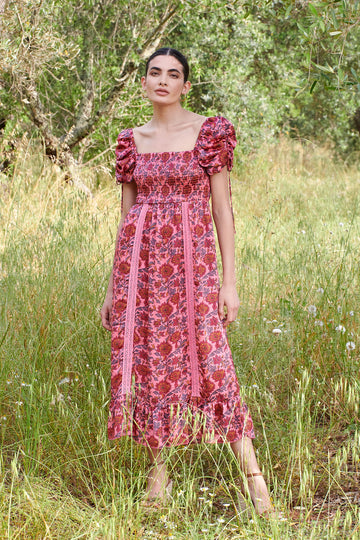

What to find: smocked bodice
left=115, top=116, right=236, bottom=205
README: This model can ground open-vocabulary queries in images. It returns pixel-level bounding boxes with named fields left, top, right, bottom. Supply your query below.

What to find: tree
left=0, top=0, right=195, bottom=178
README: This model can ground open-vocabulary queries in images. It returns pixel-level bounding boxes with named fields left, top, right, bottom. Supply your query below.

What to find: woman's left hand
left=218, top=284, right=240, bottom=327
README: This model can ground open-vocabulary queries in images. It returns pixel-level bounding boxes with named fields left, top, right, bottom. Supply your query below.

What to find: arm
left=100, top=182, right=138, bottom=331
left=210, top=167, right=240, bottom=327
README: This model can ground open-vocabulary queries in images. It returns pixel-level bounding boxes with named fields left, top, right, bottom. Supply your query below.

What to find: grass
left=0, top=136, right=359, bottom=539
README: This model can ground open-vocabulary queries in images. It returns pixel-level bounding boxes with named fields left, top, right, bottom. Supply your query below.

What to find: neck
left=150, top=102, right=186, bottom=128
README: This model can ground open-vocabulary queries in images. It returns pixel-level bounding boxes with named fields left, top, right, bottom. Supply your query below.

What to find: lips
left=155, top=89, right=169, bottom=96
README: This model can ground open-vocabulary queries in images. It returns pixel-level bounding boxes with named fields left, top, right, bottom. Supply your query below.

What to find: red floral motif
left=169, top=370, right=181, bottom=382
left=203, top=379, right=215, bottom=394
left=118, top=262, right=130, bottom=275
left=160, top=225, right=173, bottom=238
left=194, top=224, right=204, bottom=237
left=170, top=331, right=180, bottom=343
left=170, top=292, right=180, bottom=305
left=215, top=403, right=223, bottom=416
left=226, top=430, right=237, bottom=442
left=157, top=380, right=171, bottom=395
left=140, top=249, right=149, bottom=261
left=137, top=364, right=150, bottom=376
left=159, top=303, right=173, bottom=318
left=109, top=116, right=255, bottom=448
left=111, top=337, right=124, bottom=350
left=114, top=299, right=127, bottom=311
left=158, top=342, right=172, bottom=357
left=199, top=342, right=212, bottom=355
left=137, top=326, right=148, bottom=339
left=210, top=330, right=222, bottom=342
left=204, top=253, right=216, bottom=264
left=170, top=254, right=181, bottom=265
left=201, top=214, right=212, bottom=225
left=124, top=223, right=136, bottom=237
left=172, top=214, right=182, bottom=225
left=147, top=435, right=159, bottom=447
left=159, top=263, right=174, bottom=278
left=198, top=303, right=210, bottom=315
left=212, top=369, right=225, bottom=381
left=206, top=292, right=218, bottom=304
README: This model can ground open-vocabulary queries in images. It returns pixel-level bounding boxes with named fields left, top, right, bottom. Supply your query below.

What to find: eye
left=170, top=73, right=179, bottom=78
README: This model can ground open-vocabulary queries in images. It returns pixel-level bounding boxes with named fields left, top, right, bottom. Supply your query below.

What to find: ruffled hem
left=108, top=395, right=255, bottom=448
left=196, top=116, right=236, bottom=176
left=115, top=129, right=136, bottom=184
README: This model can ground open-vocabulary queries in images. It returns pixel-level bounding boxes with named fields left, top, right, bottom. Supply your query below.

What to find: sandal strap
left=246, top=472, right=263, bottom=478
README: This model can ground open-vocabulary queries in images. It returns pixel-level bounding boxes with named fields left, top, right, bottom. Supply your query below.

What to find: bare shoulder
left=184, top=111, right=207, bottom=132
left=133, top=122, right=153, bottom=139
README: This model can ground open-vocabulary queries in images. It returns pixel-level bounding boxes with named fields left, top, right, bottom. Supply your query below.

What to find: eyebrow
left=149, top=66, right=181, bottom=75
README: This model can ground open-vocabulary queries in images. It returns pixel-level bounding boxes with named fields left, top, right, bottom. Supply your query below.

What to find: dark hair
left=145, top=48, right=189, bottom=82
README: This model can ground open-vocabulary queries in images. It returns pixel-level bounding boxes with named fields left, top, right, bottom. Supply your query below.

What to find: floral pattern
left=108, top=116, right=255, bottom=448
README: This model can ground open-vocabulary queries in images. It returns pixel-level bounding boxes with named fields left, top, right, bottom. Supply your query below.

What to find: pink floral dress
left=108, top=116, right=255, bottom=448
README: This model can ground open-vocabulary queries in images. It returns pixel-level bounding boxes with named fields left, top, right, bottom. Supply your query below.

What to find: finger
left=218, top=298, right=224, bottom=320
left=101, top=309, right=112, bottom=332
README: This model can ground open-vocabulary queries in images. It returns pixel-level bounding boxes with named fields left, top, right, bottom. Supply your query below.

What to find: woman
left=101, top=47, right=274, bottom=515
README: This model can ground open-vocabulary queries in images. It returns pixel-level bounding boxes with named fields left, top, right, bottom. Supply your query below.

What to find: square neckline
left=130, top=116, right=213, bottom=156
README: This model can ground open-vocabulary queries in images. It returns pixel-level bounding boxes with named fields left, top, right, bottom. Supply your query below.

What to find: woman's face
left=142, top=55, right=191, bottom=105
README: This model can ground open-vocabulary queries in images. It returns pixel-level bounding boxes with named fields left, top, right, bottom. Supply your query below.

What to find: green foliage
left=0, top=0, right=360, bottom=163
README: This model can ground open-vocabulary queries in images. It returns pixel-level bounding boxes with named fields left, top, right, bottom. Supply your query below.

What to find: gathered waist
left=136, top=194, right=208, bottom=205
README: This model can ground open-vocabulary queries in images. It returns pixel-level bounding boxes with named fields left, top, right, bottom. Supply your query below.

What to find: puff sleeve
left=197, top=116, right=236, bottom=175
left=115, top=129, right=136, bottom=184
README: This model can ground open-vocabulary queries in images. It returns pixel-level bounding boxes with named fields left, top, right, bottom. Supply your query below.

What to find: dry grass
left=0, top=137, right=359, bottom=538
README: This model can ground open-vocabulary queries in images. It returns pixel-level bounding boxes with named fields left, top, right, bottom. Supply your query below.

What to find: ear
left=181, top=81, right=191, bottom=95
left=141, top=76, right=146, bottom=89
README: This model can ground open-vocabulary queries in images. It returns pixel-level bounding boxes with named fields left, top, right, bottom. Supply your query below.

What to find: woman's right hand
left=100, top=293, right=113, bottom=331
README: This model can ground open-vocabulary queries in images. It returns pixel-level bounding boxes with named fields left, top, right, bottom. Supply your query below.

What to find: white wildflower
left=314, top=320, right=324, bottom=327
left=349, top=311, right=354, bottom=317
left=317, top=287, right=324, bottom=294
left=200, top=486, right=209, bottom=492
left=307, top=305, right=317, bottom=316
left=335, top=325, right=346, bottom=333
left=272, top=328, right=282, bottom=334
left=58, top=377, right=71, bottom=385
left=345, top=341, right=355, bottom=351
left=217, top=518, right=225, bottom=523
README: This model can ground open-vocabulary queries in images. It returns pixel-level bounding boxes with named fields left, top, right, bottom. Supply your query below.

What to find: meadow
left=0, top=137, right=359, bottom=539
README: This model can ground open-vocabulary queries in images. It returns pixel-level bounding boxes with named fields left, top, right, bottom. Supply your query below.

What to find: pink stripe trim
left=121, top=204, right=149, bottom=395
left=182, top=202, right=200, bottom=397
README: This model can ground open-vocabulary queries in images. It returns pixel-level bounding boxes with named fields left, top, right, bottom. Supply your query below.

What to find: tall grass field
left=0, top=137, right=359, bottom=539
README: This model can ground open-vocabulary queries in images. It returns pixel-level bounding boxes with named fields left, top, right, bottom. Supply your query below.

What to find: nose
left=159, top=76, right=167, bottom=86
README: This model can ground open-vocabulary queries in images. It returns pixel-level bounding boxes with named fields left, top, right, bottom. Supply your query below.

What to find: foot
left=143, top=461, right=172, bottom=506
left=243, top=472, right=274, bottom=516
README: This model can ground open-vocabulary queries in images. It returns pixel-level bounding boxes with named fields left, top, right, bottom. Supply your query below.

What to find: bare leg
left=230, top=437, right=273, bottom=515
left=144, top=447, right=170, bottom=501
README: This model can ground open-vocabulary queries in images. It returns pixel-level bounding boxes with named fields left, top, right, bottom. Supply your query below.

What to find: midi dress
left=108, top=116, right=255, bottom=448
